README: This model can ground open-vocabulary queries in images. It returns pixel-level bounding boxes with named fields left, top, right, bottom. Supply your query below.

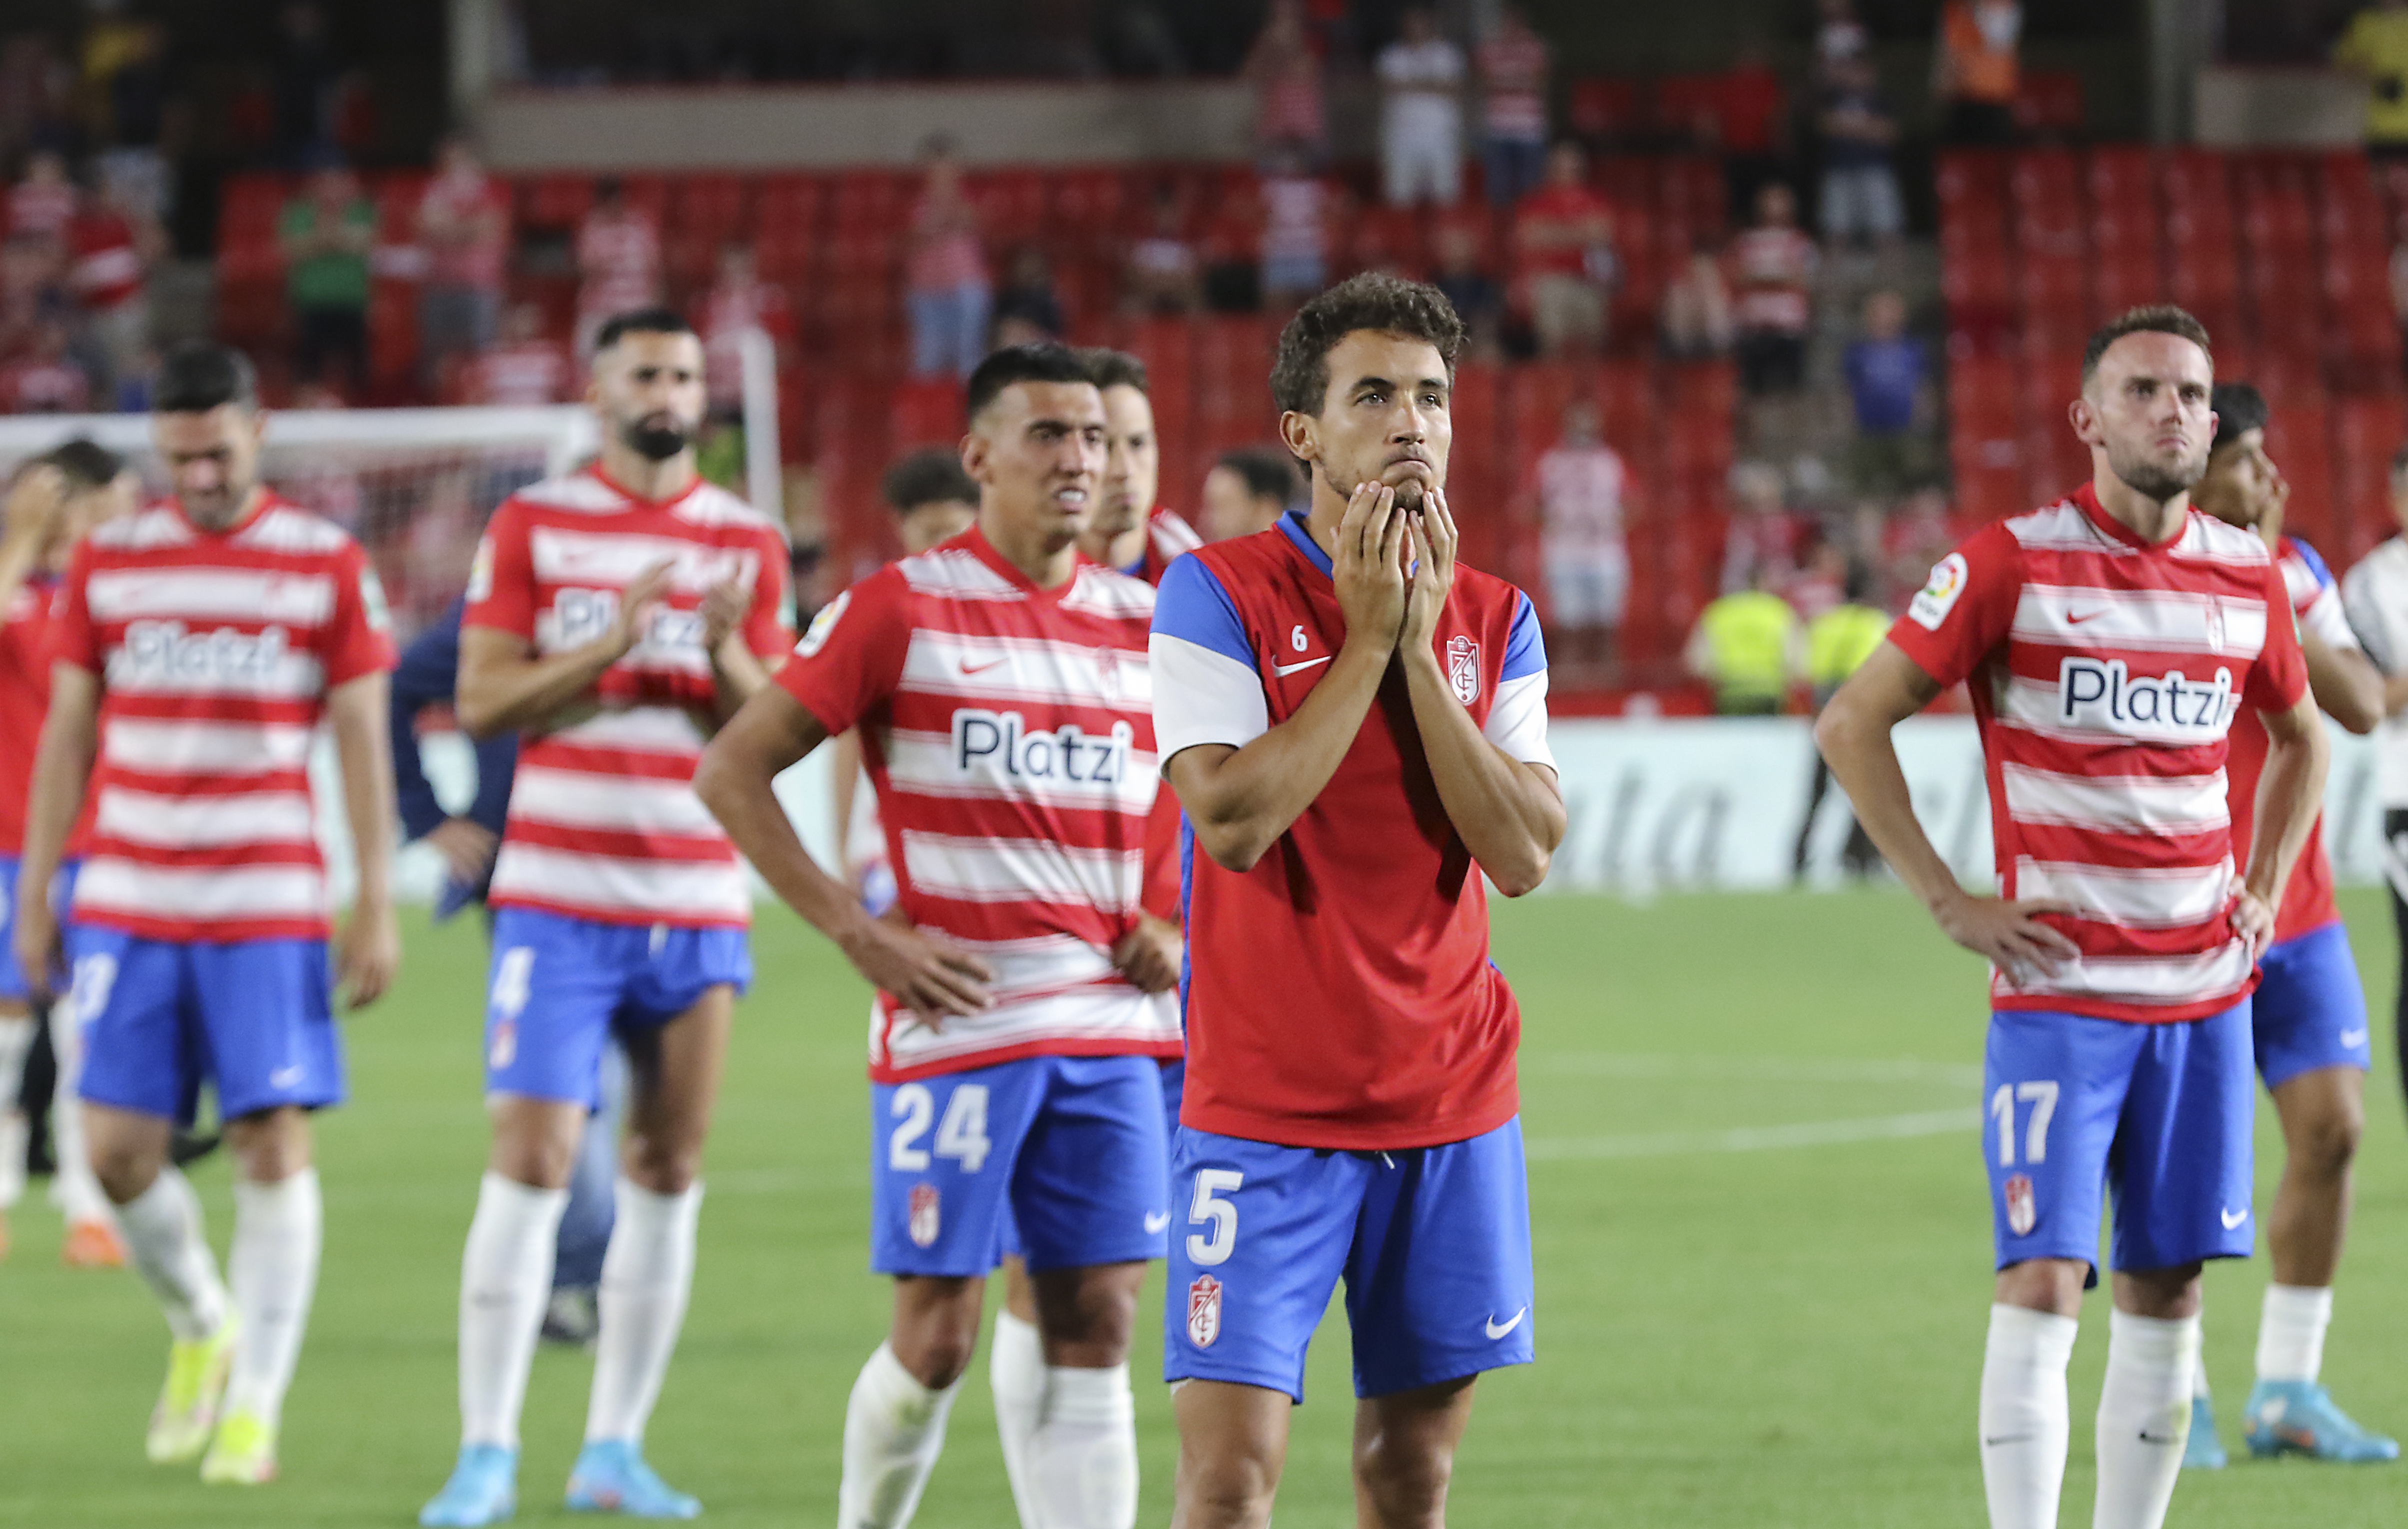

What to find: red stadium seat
left=518, top=173, right=592, bottom=233
left=1566, top=77, right=1643, bottom=143
left=2334, top=392, right=2408, bottom=562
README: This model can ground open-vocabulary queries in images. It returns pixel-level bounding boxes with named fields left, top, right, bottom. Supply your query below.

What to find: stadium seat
left=1566, top=77, right=1644, bottom=144
left=2334, top=392, right=2408, bottom=562
left=516, top=173, right=594, bottom=234
left=2015, top=70, right=2086, bottom=136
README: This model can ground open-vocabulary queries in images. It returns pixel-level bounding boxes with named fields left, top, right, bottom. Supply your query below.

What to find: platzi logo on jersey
left=2056, top=658, right=2236, bottom=734
left=908, top=1184, right=940, bottom=1248
left=952, top=709, right=1133, bottom=784
left=1446, top=636, right=1480, bottom=704
left=116, top=620, right=291, bottom=684
left=1187, top=1274, right=1223, bottom=1348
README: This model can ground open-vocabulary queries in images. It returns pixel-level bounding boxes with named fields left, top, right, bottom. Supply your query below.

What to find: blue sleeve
left=388, top=602, right=464, bottom=844
left=1152, top=552, right=1254, bottom=666
left=2290, top=536, right=2335, bottom=590
left=1501, top=592, right=1548, bottom=682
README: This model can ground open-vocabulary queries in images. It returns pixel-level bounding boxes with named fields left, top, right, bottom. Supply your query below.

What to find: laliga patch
left=359, top=564, right=392, bottom=632
left=2004, top=1172, right=2037, bottom=1237
left=1908, top=552, right=1970, bottom=631
left=1447, top=634, right=1481, bottom=704
left=1187, top=1274, right=1224, bottom=1348
left=796, top=589, right=850, bottom=658
left=908, top=1182, right=941, bottom=1248
left=465, top=535, right=495, bottom=602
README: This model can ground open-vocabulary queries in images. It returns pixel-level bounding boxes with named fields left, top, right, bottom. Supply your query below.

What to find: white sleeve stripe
left=1149, top=632, right=1270, bottom=762
left=2301, top=586, right=2360, bottom=652
left=1484, top=670, right=1554, bottom=769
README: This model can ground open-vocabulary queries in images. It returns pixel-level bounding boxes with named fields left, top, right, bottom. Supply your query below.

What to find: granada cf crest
left=487, top=1020, right=516, bottom=1071
left=908, top=1184, right=942, bottom=1248
left=1446, top=635, right=1480, bottom=704
left=2004, top=1173, right=2036, bottom=1237
left=1186, top=1274, right=1223, bottom=1348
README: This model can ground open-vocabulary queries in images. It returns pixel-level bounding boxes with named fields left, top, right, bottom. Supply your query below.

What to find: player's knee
left=890, top=1278, right=984, bottom=1388
left=88, top=1140, right=159, bottom=1204
left=1178, top=1453, right=1280, bottom=1528
left=1034, top=1264, right=1142, bottom=1360
left=620, top=1133, right=700, bottom=1194
left=2298, top=1102, right=2364, bottom=1176
left=224, top=1108, right=312, bottom=1182
left=1352, top=1433, right=1455, bottom=1524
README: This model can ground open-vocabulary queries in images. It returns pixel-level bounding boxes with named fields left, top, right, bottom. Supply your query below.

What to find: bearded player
left=1152, top=274, right=1562, bottom=1526
left=2179, top=382, right=2396, bottom=1466
left=1816, top=308, right=2330, bottom=1529
left=420, top=308, right=790, bottom=1526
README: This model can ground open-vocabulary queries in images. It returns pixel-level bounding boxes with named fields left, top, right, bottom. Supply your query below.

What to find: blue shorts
left=1984, top=1004, right=2255, bottom=1282
left=72, top=926, right=342, bottom=1126
left=871, top=1054, right=1168, bottom=1278
left=0, top=855, right=77, bottom=1004
left=1158, top=1058, right=1186, bottom=1146
left=482, top=907, right=751, bottom=1109
left=1164, top=1116, right=1536, bottom=1403
left=2254, top=922, right=2372, bottom=1089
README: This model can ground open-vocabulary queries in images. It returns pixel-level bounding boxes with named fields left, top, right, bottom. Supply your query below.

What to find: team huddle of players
left=0, top=277, right=2398, bottom=1529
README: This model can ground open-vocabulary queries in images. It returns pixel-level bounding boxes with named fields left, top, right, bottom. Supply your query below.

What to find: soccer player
left=418, top=308, right=790, bottom=1528
left=0, top=441, right=137, bottom=1266
left=2340, top=446, right=2408, bottom=1136
left=12, top=342, right=402, bottom=1484
left=1074, top=348, right=1204, bottom=582
left=694, top=342, right=1182, bottom=1529
left=1150, top=272, right=1562, bottom=1526
left=2181, top=382, right=2396, bottom=1464
left=1814, top=308, right=2331, bottom=1529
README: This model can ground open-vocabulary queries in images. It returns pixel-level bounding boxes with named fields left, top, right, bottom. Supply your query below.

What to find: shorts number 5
left=1184, top=1169, right=1243, bottom=1266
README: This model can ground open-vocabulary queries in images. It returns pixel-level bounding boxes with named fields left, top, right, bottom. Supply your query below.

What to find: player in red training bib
left=420, top=308, right=790, bottom=1528
left=698, top=344, right=1181, bottom=1529
left=2180, top=381, right=2396, bottom=1464
left=14, top=343, right=402, bottom=1486
left=1149, top=274, right=1564, bottom=1527
left=1816, top=310, right=2331, bottom=1529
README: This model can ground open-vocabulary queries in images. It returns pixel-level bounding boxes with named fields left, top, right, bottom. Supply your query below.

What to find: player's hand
left=336, top=900, right=401, bottom=1010
left=608, top=560, right=678, bottom=656
left=1932, top=892, right=2081, bottom=984
left=1399, top=488, right=1458, bottom=656
left=1110, top=914, right=1184, bottom=995
left=2230, top=888, right=2277, bottom=964
left=840, top=912, right=996, bottom=1029
left=697, top=576, right=752, bottom=652
left=1332, top=480, right=1408, bottom=654
left=425, top=816, right=498, bottom=886
left=12, top=896, right=60, bottom=1005
left=2256, top=464, right=2290, bottom=546
left=2, top=463, right=68, bottom=552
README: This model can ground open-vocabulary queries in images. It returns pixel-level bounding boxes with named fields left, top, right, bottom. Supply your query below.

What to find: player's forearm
left=1170, top=640, right=1390, bottom=872
left=694, top=727, right=874, bottom=950
left=18, top=686, right=97, bottom=894
left=330, top=678, right=400, bottom=914
left=830, top=728, right=863, bottom=864
left=708, top=638, right=776, bottom=724
left=1400, top=651, right=1563, bottom=896
left=2382, top=668, right=2408, bottom=718
left=456, top=639, right=626, bottom=738
left=1813, top=691, right=1962, bottom=914
left=2243, top=718, right=2330, bottom=910
left=2303, top=636, right=2384, bottom=735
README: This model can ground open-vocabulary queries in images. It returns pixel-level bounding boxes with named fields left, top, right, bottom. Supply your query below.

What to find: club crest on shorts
left=487, top=1020, right=516, bottom=1071
left=2004, top=1172, right=2036, bottom=1237
left=908, top=1183, right=941, bottom=1248
left=1446, top=636, right=1480, bottom=704
left=1187, top=1274, right=1223, bottom=1348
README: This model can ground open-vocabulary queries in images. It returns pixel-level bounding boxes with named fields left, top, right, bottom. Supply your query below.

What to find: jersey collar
left=959, top=522, right=1084, bottom=602
left=1278, top=510, right=1334, bottom=580
left=170, top=486, right=277, bottom=539
left=2072, top=480, right=2188, bottom=552
left=590, top=462, right=706, bottom=512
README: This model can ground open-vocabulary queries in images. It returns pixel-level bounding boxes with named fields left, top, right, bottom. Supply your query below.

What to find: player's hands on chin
left=841, top=908, right=996, bottom=1030
left=1110, top=914, right=1183, bottom=995
left=1398, top=488, right=1458, bottom=656
left=12, top=898, right=60, bottom=1006
left=336, top=900, right=402, bottom=1010
left=1332, top=480, right=1408, bottom=653
left=2230, top=889, right=2277, bottom=963
left=1932, top=892, right=2080, bottom=984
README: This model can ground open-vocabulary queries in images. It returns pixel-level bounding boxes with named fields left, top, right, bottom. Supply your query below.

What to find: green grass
left=8, top=888, right=2408, bottom=1526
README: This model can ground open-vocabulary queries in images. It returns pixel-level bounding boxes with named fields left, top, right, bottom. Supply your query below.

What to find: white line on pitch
left=1524, top=1107, right=1982, bottom=1162
left=1537, top=1053, right=1984, bottom=1086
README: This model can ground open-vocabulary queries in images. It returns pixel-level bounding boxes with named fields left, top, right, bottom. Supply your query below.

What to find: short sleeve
left=774, top=569, right=910, bottom=736
left=46, top=540, right=98, bottom=672
left=742, top=525, right=792, bottom=659
left=322, top=540, right=400, bottom=686
left=2343, top=552, right=2407, bottom=674
left=1884, top=523, right=2022, bottom=691
left=462, top=500, right=535, bottom=640
left=2244, top=558, right=2310, bottom=714
left=1149, top=553, right=1270, bottom=762
left=2288, top=541, right=2361, bottom=654
left=1484, top=593, right=1554, bottom=770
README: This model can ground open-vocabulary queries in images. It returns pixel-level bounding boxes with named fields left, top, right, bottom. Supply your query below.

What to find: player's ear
left=2067, top=394, right=2100, bottom=449
left=1279, top=410, right=1318, bottom=472
left=958, top=430, right=990, bottom=487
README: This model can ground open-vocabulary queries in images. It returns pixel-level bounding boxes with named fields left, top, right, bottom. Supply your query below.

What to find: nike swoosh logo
left=2341, top=1028, right=2369, bottom=1048
left=1270, top=656, right=1332, bottom=678
left=1144, top=1212, right=1170, bottom=1236
left=2139, top=1432, right=2182, bottom=1445
left=2221, top=1206, right=2249, bottom=1230
left=269, top=1064, right=304, bottom=1088
left=1484, top=1308, right=1527, bottom=1340
left=2066, top=608, right=2108, bottom=624
left=959, top=656, right=1008, bottom=675
left=1982, top=1434, right=2035, bottom=1446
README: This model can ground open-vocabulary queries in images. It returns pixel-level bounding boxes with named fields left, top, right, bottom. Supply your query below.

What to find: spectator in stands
left=66, top=178, right=158, bottom=403
left=1730, top=182, right=1816, bottom=398
left=1259, top=146, right=1334, bottom=308
left=2337, top=0, right=2408, bottom=156
left=1817, top=54, right=1904, bottom=250
left=0, top=36, right=75, bottom=170
left=1198, top=448, right=1297, bottom=540
left=1814, top=0, right=1872, bottom=86
left=698, top=240, right=794, bottom=418
left=1514, top=140, right=1618, bottom=356
left=1244, top=0, right=1328, bottom=166
left=1721, top=458, right=1803, bottom=594
left=6, top=148, right=74, bottom=244
left=1523, top=398, right=1631, bottom=674
left=278, top=161, right=375, bottom=398
left=1124, top=183, right=1202, bottom=314
left=1842, top=288, right=1931, bottom=494
left=1883, top=484, right=1962, bottom=604
left=88, top=16, right=171, bottom=223
left=463, top=300, right=570, bottom=406
left=1934, top=0, right=2020, bottom=145
left=1660, top=236, right=1734, bottom=359
left=1433, top=221, right=1504, bottom=356
left=1476, top=5, right=1551, bottom=208
left=0, top=316, right=89, bottom=413
left=1686, top=558, right=1800, bottom=716
left=574, top=176, right=662, bottom=358
left=1715, top=40, right=1793, bottom=212
left=271, top=2, right=344, bottom=166
left=416, top=134, right=510, bottom=394
left=1377, top=6, right=1465, bottom=208
left=990, top=245, right=1066, bottom=348
left=904, top=138, right=990, bottom=378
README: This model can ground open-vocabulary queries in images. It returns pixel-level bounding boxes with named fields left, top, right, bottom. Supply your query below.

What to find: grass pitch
left=8, top=888, right=2408, bottom=1527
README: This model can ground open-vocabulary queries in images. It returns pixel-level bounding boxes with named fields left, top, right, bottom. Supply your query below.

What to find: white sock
left=116, top=1167, right=230, bottom=1342
left=990, top=1310, right=1045, bottom=1528
left=584, top=1178, right=701, bottom=1444
left=1028, top=1363, right=1138, bottom=1529
left=1979, top=1304, right=2078, bottom=1529
left=2254, top=1284, right=2334, bottom=1384
left=840, top=1342, right=964, bottom=1528
left=0, top=1015, right=31, bottom=1210
left=2094, top=1309, right=2200, bottom=1529
left=458, top=1172, right=568, bottom=1448
left=46, top=1002, right=112, bottom=1224
left=224, top=1169, right=322, bottom=1428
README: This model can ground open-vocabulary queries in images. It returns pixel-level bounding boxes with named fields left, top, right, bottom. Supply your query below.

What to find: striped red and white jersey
left=50, top=494, right=396, bottom=941
left=1127, top=505, right=1204, bottom=588
left=2226, top=534, right=2356, bottom=944
left=1124, top=506, right=1200, bottom=924
left=778, top=525, right=1180, bottom=1082
left=464, top=468, right=790, bottom=930
left=1888, top=484, right=2308, bottom=1024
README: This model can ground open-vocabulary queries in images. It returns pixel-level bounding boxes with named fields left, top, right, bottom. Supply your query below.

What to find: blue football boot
left=565, top=1440, right=702, bottom=1518
left=2243, top=1380, right=2400, bottom=1462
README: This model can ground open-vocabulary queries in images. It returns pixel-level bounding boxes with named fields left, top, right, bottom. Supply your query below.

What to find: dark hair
left=1842, top=559, right=1878, bottom=606
left=964, top=342, right=1096, bottom=422
left=2081, top=304, right=2212, bottom=385
left=1216, top=448, right=1297, bottom=506
left=1082, top=348, right=1148, bottom=395
left=592, top=307, right=696, bottom=354
left=881, top=448, right=979, bottom=516
left=1270, top=272, right=1466, bottom=419
left=2210, top=382, right=2268, bottom=452
left=2392, top=440, right=2408, bottom=479
left=44, top=437, right=127, bottom=491
left=154, top=342, right=258, bottom=414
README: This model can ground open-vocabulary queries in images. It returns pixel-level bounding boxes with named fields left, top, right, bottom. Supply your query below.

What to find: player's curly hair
left=2081, top=304, right=2212, bottom=385
left=1268, top=272, right=1465, bottom=420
